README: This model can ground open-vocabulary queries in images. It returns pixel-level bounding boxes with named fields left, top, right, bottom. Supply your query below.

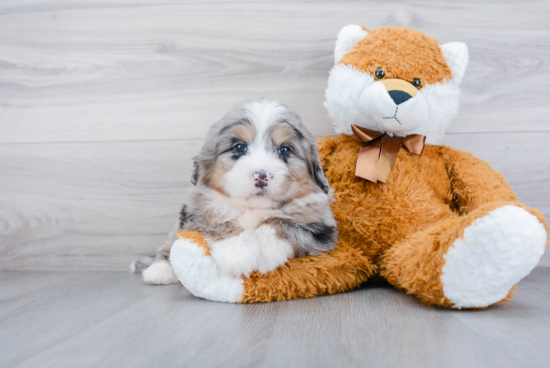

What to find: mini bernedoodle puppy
left=132, top=99, right=338, bottom=285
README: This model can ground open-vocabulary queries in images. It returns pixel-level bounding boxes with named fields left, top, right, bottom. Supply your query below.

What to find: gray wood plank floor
left=1, top=269, right=549, bottom=368
left=1, top=0, right=549, bottom=271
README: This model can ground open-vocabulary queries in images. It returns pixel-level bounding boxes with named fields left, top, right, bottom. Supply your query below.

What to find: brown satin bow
left=351, top=124, right=426, bottom=183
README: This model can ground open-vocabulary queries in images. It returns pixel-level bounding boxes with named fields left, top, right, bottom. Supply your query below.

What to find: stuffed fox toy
left=170, top=26, right=548, bottom=309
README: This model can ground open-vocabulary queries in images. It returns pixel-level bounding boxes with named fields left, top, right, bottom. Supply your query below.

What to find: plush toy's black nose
left=388, top=90, right=412, bottom=105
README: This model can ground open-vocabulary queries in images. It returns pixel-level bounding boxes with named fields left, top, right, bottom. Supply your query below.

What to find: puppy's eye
left=411, top=78, right=421, bottom=88
left=234, top=143, right=247, bottom=153
left=375, top=68, right=385, bottom=79
left=278, top=146, right=291, bottom=156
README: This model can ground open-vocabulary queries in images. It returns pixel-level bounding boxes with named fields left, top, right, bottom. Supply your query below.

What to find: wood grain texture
left=0, top=140, right=199, bottom=271
left=1, top=269, right=549, bottom=367
left=1, top=0, right=549, bottom=143
left=0, top=0, right=549, bottom=270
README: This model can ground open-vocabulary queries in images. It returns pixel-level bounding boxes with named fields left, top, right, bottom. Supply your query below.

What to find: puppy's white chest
left=237, top=209, right=271, bottom=229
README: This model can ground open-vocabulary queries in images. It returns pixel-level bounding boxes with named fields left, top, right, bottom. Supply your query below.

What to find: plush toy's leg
left=170, top=231, right=377, bottom=303
left=379, top=202, right=547, bottom=309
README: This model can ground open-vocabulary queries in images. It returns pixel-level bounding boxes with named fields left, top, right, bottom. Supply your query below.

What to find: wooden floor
left=1, top=269, right=549, bottom=368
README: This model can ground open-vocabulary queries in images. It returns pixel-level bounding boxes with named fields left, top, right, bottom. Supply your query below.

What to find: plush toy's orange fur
left=251, top=136, right=549, bottom=305
left=179, top=136, right=547, bottom=306
left=176, top=26, right=548, bottom=308
left=340, top=27, right=452, bottom=87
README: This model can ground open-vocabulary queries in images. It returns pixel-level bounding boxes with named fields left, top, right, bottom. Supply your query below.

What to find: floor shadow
left=358, top=276, right=392, bottom=289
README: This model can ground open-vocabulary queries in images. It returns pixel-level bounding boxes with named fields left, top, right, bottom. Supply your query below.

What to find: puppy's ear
left=309, top=147, right=330, bottom=194
left=191, top=156, right=200, bottom=186
left=313, top=162, right=330, bottom=194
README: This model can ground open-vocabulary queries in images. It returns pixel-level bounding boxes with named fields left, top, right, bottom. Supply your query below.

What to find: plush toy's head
left=324, top=26, right=468, bottom=144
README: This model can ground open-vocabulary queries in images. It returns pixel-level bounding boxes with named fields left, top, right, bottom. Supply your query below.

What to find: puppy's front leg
left=254, top=225, right=295, bottom=274
left=209, top=230, right=261, bottom=277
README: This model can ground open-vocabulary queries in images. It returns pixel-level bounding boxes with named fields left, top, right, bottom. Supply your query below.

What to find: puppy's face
left=194, top=100, right=329, bottom=207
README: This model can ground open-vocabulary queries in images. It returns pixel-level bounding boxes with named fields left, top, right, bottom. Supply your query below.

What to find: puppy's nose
left=388, top=90, right=412, bottom=105
left=253, top=170, right=271, bottom=188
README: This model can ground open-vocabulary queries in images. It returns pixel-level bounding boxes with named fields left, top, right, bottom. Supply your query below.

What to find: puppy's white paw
left=142, top=261, right=179, bottom=285
left=255, top=225, right=294, bottom=274
left=170, top=238, right=244, bottom=303
left=441, top=205, right=547, bottom=309
left=209, top=230, right=261, bottom=277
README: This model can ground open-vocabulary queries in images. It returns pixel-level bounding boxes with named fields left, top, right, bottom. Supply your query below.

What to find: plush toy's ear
left=334, top=25, right=369, bottom=64
left=440, top=42, right=469, bottom=85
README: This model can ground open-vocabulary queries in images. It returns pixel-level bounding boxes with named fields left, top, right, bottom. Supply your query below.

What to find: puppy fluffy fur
left=132, top=99, right=337, bottom=284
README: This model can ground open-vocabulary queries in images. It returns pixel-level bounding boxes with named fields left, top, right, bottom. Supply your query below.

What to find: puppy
left=132, top=99, right=338, bottom=285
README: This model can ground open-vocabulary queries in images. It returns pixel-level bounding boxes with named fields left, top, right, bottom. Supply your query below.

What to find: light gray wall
left=1, top=0, right=549, bottom=270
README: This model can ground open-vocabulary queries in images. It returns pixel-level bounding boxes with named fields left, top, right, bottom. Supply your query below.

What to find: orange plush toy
left=171, top=26, right=548, bottom=309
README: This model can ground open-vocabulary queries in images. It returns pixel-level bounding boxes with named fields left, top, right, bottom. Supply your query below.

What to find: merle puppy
left=132, top=99, right=338, bottom=284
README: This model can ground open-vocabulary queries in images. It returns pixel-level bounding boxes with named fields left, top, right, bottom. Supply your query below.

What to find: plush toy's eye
left=375, top=68, right=385, bottom=79
left=278, top=146, right=291, bottom=156
left=234, top=143, right=247, bottom=153
left=412, top=78, right=421, bottom=88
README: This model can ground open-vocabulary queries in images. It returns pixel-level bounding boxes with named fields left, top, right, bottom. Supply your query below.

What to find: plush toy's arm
left=443, top=146, right=517, bottom=214
left=240, top=241, right=375, bottom=303
left=171, top=230, right=377, bottom=303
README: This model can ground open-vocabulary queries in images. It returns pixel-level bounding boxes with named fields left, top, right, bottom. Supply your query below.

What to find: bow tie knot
left=351, top=124, right=426, bottom=183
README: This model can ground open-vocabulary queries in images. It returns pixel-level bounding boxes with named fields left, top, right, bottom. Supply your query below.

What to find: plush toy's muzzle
left=359, top=78, right=428, bottom=134
left=381, top=79, right=418, bottom=104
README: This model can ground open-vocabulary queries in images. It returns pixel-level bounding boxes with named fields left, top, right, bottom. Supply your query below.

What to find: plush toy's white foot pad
left=170, top=238, right=244, bottom=303
left=441, top=205, right=547, bottom=308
